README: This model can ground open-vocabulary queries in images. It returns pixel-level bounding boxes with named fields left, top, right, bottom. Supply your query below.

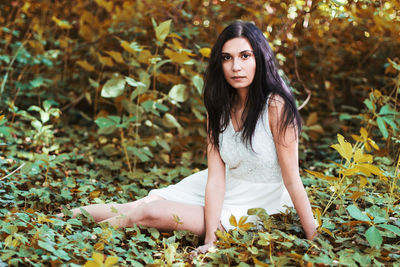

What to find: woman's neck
left=233, top=89, right=248, bottom=111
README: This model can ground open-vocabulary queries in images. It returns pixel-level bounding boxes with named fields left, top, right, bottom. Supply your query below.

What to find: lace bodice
left=219, top=105, right=283, bottom=184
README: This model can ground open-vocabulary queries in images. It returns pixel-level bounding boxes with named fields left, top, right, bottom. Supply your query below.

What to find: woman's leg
left=100, top=199, right=207, bottom=236
left=59, top=194, right=164, bottom=222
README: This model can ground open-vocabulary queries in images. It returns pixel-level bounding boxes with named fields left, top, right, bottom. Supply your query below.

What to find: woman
left=62, top=21, right=317, bottom=253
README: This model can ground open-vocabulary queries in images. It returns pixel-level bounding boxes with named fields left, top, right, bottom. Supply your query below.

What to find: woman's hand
left=196, top=242, right=215, bottom=254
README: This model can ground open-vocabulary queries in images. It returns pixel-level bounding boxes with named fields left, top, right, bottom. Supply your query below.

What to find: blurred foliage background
left=0, top=0, right=399, bottom=266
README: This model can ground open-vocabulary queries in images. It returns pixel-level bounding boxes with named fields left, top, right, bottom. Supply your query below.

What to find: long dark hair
left=203, top=21, right=301, bottom=149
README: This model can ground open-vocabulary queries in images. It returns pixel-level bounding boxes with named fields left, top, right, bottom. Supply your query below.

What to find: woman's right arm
left=198, top=118, right=226, bottom=252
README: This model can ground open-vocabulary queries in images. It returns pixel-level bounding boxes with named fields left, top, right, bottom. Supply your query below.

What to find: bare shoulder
left=268, top=94, right=286, bottom=127
left=268, top=94, right=285, bottom=110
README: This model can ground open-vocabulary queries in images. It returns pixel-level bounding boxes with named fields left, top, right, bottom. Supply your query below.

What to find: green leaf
left=378, top=224, right=400, bottom=236
left=95, top=116, right=119, bottom=129
left=38, top=240, right=56, bottom=253
left=54, top=249, right=71, bottom=260
left=192, top=75, right=204, bottom=95
left=155, top=19, right=172, bottom=43
left=376, top=117, right=388, bottom=138
left=101, top=76, right=126, bottom=98
left=148, top=227, right=160, bottom=239
left=363, top=99, right=375, bottom=112
left=382, top=116, right=399, bottom=131
left=31, top=120, right=42, bottom=131
left=346, top=205, right=370, bottom=222
left=162, top=113, right=181, bottom=128
left=379, top=104, right=398, bottom=115
left=168, top=84, right=188, bottom=102
left=125, top=76, right=144, bottom=88
left=365, top=226, right=382, bottom=248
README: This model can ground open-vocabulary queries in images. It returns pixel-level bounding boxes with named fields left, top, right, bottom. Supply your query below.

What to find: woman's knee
left=138, top=200, right=164, bottom=221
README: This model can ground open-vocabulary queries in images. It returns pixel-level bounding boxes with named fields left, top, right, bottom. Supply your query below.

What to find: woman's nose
left=232, top=58, right=242, bottom=71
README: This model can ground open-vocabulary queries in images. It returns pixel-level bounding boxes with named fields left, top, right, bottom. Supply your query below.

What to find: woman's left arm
left=269, top=96, right=317, bottom=240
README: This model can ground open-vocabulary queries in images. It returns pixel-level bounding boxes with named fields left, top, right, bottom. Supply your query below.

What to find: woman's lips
left=232, top=76, right=245, bottom=81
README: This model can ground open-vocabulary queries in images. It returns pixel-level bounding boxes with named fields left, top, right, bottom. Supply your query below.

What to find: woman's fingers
left=196, top=242, right=214, bottom=254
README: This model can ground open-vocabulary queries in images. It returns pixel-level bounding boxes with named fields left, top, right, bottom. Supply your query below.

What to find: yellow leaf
left=120, top=41, right=136, bottom=54
left=321, top=227, right=334, bottom=237
left=92, top=252, right=104, bottom=262
left=358, top=163, right=383, bottom=176
left=359, top=177, right=368, bottom=188
left=4, top=235, right=13, bottom=247
left=368, top=138, right=379, bottom=150
left=93, top=242, right=104, bottom=251
left=240, top=223, right=254, bottom=231
left=341, top=167, right=359, bottom=176
left=164, top=48, right=191, bottom=64
left=238, top=216, right=248, bottom=226
left=168, top=33, right=182, bottom=40
left=38, top=215, right=54, bottom=224
left=305, top=170, right=338, bottom=181
left=79, top=24, right=95, bottom=42
left=105, top=51, right=124, bottom=64
left=52, top=16, right=72, bottom=30
left=353, top=148, right=372, bottom=163
left=306, top=112, right=318, bottom=126
left=0, top=115, right=4, bottom=120
left=90, top=190, right=101, bottom=199
left=82, top=252, right=104, bottom=267
left=351, top=134, right=362, bottom=142
left=21, top=2, right=31, bottom=13
left=350, top=191, right=366, bottom=200
left=98, top=55, right=114, bottom=67
left=137, top=49, right=152, bottom=64
left=95, top=0, right=113, bottom=12
left=76, top=60, right=95, bottom=72
left=155, top=19, right=172, bottom=43
left=199, top=47, right=211, bottom=57
left=172, top=39, right=182, bottom=49
left=229, top=214, right=237, bottom=227
left=360, top=127, right=368, bottom=139
left=84, top=261, right=101, bottom=267
left=314, top=208, right=322, bottom=227
left=104, top=256, right=119, bottom=267
left=331, top=134, right=353, bottom=162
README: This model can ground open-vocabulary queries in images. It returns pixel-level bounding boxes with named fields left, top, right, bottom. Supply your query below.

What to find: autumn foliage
left=0, top=0, right=399, bottom=265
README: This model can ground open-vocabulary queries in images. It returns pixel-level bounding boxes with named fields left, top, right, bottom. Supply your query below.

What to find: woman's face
left=221, top=37, right=256, bottom=92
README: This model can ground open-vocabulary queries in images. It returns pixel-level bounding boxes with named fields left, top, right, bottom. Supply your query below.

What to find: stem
left=120, top=128, right=132, bottom=173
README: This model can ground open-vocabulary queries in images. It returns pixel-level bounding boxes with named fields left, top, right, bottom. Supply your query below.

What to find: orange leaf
left=164, top=48, right=191, bottom=64
left=253, top=257, right=269, bottom=267
left=229, top=214, right=237, bottom=227
left=199, top=47, right=211, bottom=57
left=331, top=134, right=353, bottom=162
left=305, top=169, right=338, bottom=181
left=93, top=242, right=104, bottom=251
left=76, top=60, right=95, bottom=72
left=105, top=51, right=124, bottom=64
left=350, top=191, right=366, bottom=200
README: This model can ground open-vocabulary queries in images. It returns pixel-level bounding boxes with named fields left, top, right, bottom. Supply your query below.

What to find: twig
left=0, top=33, right=31, bottom=99
left=61, top=94, right=85, bottom=112
left=0, top=163, right=25, bottom=181
left=293, top=45, right=311, bottom=110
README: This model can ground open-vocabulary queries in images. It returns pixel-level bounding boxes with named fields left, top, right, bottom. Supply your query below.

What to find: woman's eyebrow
left=221, top=50, right=253, bottom=54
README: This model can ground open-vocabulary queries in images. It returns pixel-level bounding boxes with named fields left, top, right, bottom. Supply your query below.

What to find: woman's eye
left=241, top=53, right=251, bottom=59
left=222, top=55, right=231, bottom=61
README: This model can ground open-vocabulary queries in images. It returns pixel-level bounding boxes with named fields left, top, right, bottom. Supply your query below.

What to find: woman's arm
left=198, top=117, right=226, bottom=252
left=269, top=96, right=317, bottom=240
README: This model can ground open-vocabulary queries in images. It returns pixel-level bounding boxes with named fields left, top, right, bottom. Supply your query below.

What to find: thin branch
left=0, top=33, right=31, bottom=98
left=293, top=45, right=311, bottom=110
left=0, top=163, right=25, bottom=181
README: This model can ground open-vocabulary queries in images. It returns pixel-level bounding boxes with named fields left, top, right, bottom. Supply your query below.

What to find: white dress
left=148, top=102, right=293, bottom=231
